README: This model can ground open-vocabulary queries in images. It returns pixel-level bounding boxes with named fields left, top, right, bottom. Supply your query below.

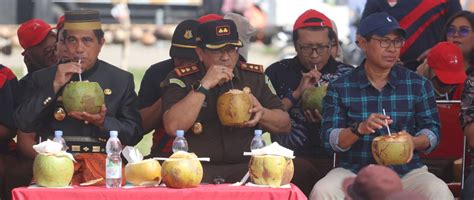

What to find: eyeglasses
left=298, top=44, right=331, bottom=56
left=205, top=46, right=239, bottom=57
left=370, top=37, right=405, bottom=48
left=446, top=26, right=472, bottom=37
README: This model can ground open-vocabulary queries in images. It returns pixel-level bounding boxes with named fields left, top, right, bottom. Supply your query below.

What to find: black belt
left=63, top=136, right=106, bottom=153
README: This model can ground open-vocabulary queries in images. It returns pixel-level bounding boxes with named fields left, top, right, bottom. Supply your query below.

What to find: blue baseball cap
left=357, top=12, right=406, bottom=38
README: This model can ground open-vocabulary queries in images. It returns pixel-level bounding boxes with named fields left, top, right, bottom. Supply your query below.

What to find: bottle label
left=106, top=159, right=122, bottom=179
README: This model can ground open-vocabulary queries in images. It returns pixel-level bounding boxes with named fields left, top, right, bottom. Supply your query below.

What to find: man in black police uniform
left=138, top=19, right=199, bottom=158
left=13, top=10, right=143, bottom=184
left=265, top=9, right=353, bottom=196
left=161, top=19, right=291, bottom=183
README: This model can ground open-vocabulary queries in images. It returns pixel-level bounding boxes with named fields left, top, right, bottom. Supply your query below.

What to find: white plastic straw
left=315, top=65, right=321, bottom=87
left=382, top=108, right=392, bottom=136
left=78, top=59, right=82, bottom=81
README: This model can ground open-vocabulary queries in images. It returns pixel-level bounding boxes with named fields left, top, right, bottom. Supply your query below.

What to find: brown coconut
left=371, top=131, right=414, bottom=166
left=217, top=88, right=252, bottom=126
left=161, top=152, right=203, bottom=188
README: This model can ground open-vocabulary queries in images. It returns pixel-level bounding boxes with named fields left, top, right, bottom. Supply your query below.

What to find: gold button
left=104, top=88, right=112, bottom=95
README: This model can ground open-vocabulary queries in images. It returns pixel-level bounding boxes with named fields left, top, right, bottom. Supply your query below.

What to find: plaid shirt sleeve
left=321, top=80, right=347, bottom=155
left=414, top=78, right=440, bottom=153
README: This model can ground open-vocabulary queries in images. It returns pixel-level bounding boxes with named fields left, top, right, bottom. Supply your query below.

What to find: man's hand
left=68, top=104, right=107, bottom=127
left=53, top=61, right=82, bottom=93
left=293, top=69, right=321, bottom=98
left=304, top=109, right=323, bottom=123
left=358, top=113, right=393, bottom=135
left=200, top=65, right=234, bottom=89
left=242, top=94, right=264, bottom=128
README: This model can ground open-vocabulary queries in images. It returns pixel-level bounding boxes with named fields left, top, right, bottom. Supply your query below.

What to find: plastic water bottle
left=172, top=130, right=188, bottom=153
left=105, top=130, right=122, bottom=188
left=52, top=130, right=68, bottom=151
left=250, top=129, right=266, bottom=150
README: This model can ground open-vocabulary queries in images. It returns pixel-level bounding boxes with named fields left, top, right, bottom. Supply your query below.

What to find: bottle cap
left=110, top=130, right=118, bottom=137
left=254, top=129, right=262, bottom=135
left=54, top=130, right=63, bottom=137
left=176, top=130, right=185, bottom=137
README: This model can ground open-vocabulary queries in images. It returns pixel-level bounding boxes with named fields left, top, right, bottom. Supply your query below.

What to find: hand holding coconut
left=53, top=61, right=82, bottom=93
left=241, top=93, right=264, bottom=128
left=293, top=69, right=321, bottom=101
left=68, top=104, right=107, bottom=127
left=299, top=69, right=325, bottom=122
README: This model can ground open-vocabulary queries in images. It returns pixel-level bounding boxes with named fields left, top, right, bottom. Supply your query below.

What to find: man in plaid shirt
left=309, top=12, right=453, bottom=200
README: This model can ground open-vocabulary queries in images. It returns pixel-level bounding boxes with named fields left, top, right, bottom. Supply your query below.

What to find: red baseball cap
left=427, top=41, right=466, bottom=84
left=293, top=9, right=333, bottom=31
left=197, top=14, right=224, bottom=24
left=17, top=19, right=52, bottom=51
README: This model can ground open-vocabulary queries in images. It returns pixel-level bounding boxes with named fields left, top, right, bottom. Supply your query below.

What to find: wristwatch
left=192, top=81, right=210, bottom=96
left=350, top=122, right=363, bottom=138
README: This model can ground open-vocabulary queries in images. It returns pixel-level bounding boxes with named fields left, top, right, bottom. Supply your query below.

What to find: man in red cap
left=265, top=9, right=353, bottom=196
left=423, top=41, right=467, bottom=100
left=17, top=18, right=58, bottom=73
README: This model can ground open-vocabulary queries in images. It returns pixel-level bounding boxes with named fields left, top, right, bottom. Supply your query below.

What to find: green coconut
left=301, top=85, right=328, bottom=113
left=249, top=155, right=294, bottom=187
left=62, top=81, right=104, bottom=114
left=33, top=153, right=74, bottom=187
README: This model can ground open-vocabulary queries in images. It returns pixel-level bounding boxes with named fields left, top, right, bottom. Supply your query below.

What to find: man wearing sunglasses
left=161, top=19, right=290, bottom=184
left=311, top=12, right=453, bottom=200
left=265, top=9, right=353, bottom=196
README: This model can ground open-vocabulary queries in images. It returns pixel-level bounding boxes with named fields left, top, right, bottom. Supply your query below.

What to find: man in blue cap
left=309, top=12, right=453, bottom=200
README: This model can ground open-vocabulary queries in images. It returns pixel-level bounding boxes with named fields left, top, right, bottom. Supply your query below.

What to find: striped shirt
left=322, top=62, right=440, bottom=175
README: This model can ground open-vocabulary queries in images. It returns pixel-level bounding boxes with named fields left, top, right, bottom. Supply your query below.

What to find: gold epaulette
left=240, top=62, right=264, bottom=74
left=175, top=64, right=200, bottom=77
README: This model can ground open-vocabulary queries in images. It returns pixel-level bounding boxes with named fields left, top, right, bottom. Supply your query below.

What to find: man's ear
left=195, top=47, right=205, bottom=62
left=98, top=38, right=105, bottom=52
left=356, top=35, right=367, bottom=51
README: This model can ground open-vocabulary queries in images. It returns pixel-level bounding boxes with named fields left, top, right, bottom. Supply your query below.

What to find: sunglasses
left=446, top=26, right=472, bottom=37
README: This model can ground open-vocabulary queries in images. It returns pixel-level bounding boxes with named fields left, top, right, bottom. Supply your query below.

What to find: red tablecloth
left=12, top=184, right=307, bottom=200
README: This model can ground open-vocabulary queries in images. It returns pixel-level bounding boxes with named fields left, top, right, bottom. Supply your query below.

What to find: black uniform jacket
left=161, top=62, right=284, bottom=164
left=14, top=60, right=143, bottom=147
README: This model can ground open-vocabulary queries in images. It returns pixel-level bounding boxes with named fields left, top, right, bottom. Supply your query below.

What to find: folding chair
left=420, top=100, right=465, bottom=197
